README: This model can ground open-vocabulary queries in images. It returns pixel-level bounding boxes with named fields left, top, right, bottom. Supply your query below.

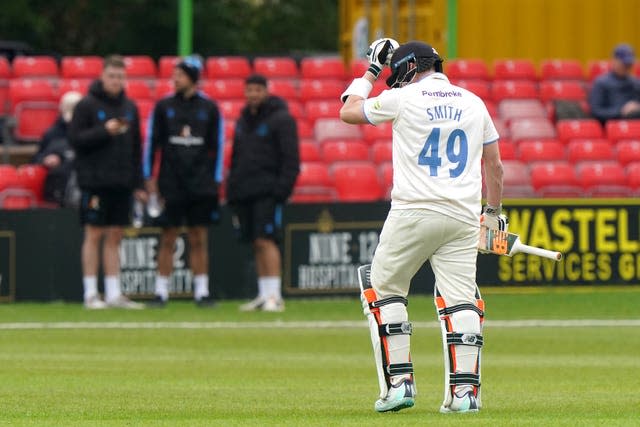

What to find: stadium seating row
left=2, top=55, right=640, bottom=81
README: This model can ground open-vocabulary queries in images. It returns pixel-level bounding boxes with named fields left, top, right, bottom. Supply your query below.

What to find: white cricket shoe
left=84, top=295, right=107, bottom=310
left=262, top=297, right=285, bottom=312
left=106, top=295, right=145, bottom=310
left=239, top=296, right=266, bottom=312
left=440, top=391, right=479, bottom=413
left=374, top=378, right=416, bottom=413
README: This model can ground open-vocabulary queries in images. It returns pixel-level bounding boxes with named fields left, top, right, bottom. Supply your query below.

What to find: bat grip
left=521, top=244, right=563, bottom=261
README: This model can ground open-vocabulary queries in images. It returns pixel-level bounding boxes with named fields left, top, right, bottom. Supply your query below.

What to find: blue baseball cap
left=613, top=43, right=635, bottom=66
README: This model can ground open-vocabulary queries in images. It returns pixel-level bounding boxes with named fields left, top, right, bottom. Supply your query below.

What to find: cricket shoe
left=146, top=296, right=167, bottom=308
left=106, top=295, right=145, bottom=310
left=84, top=295, right=107, bottom=310
left=374, top=378, right=416, bottom=413
left=262, top=297, right=285, bottom=312
left=239, top=296, right=265, bottom=312
left=195, top=296, right=217, bottom=308
left=439, top=391, right=479, bottom=414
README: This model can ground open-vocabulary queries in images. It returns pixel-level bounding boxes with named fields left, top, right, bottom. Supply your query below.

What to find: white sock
left=83, top=276, right=98, bottom=301
left=104, top=276, right=121, bottom=302
left=193, top=274, right=209, bottom=300
left=261, top=276, right=281, bottom=300
left=257, top=277, right=268, bottom=300
left=155, top=275, right=170, bottom=301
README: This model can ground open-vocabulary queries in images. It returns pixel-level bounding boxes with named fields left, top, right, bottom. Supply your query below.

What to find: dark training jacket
left=144, top=92, right=223, bottom=201
left=69, top=80, right=143, bottom=191
left=227, top=96, right=299, bottom=203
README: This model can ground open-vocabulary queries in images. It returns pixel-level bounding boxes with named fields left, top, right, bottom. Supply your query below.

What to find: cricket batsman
left=339, top=39, right=507, bottom=413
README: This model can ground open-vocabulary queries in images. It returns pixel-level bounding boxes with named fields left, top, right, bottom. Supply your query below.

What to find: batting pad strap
left=387, top=362, right=413, bottom=375
left=340, top=78, right=373, bottom=103
left=379, top=322, right=413, bottom=336
left=371, top=296, right=408, bottom=309
left=438, top=303, right=484, bottom=318
left=446, top=332, right=483, bottom=347
left=449, top=372, right=480, bottom=386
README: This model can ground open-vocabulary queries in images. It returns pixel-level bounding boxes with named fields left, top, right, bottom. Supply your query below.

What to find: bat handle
left=521, top=244, right=563, bottom=261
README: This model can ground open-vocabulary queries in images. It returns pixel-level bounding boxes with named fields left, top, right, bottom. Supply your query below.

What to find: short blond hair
left=103, top=54, right=125, bottom=69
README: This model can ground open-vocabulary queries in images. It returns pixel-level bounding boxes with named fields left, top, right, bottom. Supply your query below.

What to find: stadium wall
left=1, top=199, right=639, bottom=302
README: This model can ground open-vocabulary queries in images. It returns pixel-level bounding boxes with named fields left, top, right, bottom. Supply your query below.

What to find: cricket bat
left=478, top=226, right=562, bottom=261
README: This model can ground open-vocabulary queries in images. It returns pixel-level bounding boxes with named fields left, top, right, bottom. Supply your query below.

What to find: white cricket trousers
left=370, top=208, right=480, bottom=306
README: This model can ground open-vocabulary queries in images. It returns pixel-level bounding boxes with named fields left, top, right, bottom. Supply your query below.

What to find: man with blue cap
left=589, top=43, right=640, bottom=123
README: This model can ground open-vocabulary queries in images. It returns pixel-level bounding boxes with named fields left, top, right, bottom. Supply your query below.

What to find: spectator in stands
left=228, top=74, right=299, bottom=312
left=144, top=55, right=223, bottom=308
left=69, top=55, right=146, bottom=310
left=589, top=43, right=640, bottom=124
left=32, top=91, right=82, bottom=206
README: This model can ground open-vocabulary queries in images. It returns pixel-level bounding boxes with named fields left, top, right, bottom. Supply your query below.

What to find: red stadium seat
left=301, top=57, right=346, bottom=80
left=158, top=56, right=180, bottom=79
left=124, top=56, right=156, bottom=78
left=539, top=81, right=587, bottom=102
left=447, top=59, right=490, bottom=81
left=455, top=79, right=491, bottom=100
left=0, top=189, right=37, bottom=209
left=588, top=185, right=633, bottom=197
left=201, top=79, right=245, bottom=99
left=517, top=139, right=566, bottom=163
left=12, top=56, right=58, bottom=77
left=321, top=140, right=369, bottom=163
left=287, top=100, right=304, bottom=119
left=17, top=164, right=47, bottom=200
left=361, top=122, right=392, bottom=144
left=491, top=80, right=538, bottom=101
left=587, top=60, right=610, bottom=82
left=58, top=79, right=91, bottom=97
left=61, top=56, right=102, bottom=79
left=536, top=185, right=584, bottom=198
left=218, top=100, right=245, bottom=121
left=0, top=56, right=10, bottom=78
left=498, top=99, right=546, bottom=123
left=314, top=118, right=362, bottom=142
left=155, top=80, right=174, bottom=99
left=606, top=120, right=640, bottom=142
left=8, top=79, right=57, bottom=112
left=499, top=141, right=516, bottom=160
left=13, top=102, right=59, bottom=142
left=304, top=100, right=342, bottom=123
left=576, top=161, right=626, bottom=190
left=567, top=139, right=615, bottom=163
left=331, top=161, right=382, bottom=201
left=556, top=119, right=603, bottom=142
left=493, top=118, right=510, bottom=139
left=371, top=141, right=392, bottom=164
left=616, top=140, right=640, bottom=166
left=136, top=99, right=154, bottom=123
left=493, top=59, right=537, bottom=81
left=253, top=57, right=298, bottom=78
left=299, top=142, right=321, bottom=162
left=125, top=80, right=154, bottom=101
left=269, top=79, right=298, bottom=100
left=296, top=119, right=313, bottom=139
left=290, top=185, right=337, bottom=203
left=0, top=165, right=19, bottom=192
left=297, top=162, right=332, bottom=186
left=626, top=162, right=640, bottom=189
left=540, top=59, right=584, bottom=81
left=502, top=160, right=531, bottom=186
left=300, top=79, right=344, bottom=101
left=206, top=57, right=251, bottom=79
left=510, top=118, right=556, bottom=142
left=530, top=162, right=578, bottom=190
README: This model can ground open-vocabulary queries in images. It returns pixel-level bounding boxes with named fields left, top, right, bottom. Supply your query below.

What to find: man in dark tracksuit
left=228, top=74, right=299, bottom=312
left=69, top=55, right=146, bottom=310
left=144, top=56, right=224, bottom=307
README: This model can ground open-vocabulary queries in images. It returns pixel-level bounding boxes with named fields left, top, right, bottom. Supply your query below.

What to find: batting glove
left=480, top=205, right=509, bottom=232
left=366, top=38, right=399, bottom=78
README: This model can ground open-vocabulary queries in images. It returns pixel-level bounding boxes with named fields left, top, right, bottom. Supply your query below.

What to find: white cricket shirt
left=363, top=73, right=499, bottom=226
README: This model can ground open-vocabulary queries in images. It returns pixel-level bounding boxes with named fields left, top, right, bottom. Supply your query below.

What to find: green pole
left=178, top=0, right=193, bottom=56
left=447, top=0, right=458, bottom=59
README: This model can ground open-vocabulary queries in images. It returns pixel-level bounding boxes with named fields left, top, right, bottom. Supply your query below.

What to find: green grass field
left=1, top=288, right=639, bottom=426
